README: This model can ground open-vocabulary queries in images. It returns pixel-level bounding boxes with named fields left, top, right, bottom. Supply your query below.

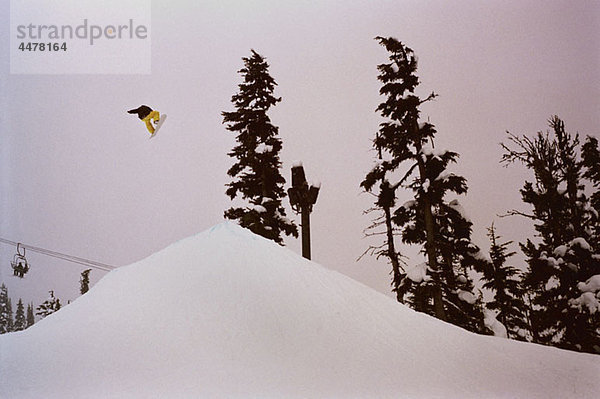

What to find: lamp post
left=288, top=162, right=320, bottom=260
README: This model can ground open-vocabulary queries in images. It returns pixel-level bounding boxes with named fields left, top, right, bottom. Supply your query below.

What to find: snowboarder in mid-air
left=127, top=105, right=165, bottom=136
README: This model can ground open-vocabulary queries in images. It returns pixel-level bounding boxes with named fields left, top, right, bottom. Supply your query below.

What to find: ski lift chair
left=11, top=243, right=29, bottom=278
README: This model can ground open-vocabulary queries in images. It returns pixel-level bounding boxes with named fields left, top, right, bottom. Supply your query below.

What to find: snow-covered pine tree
left=13, top=298, right=26, bottom=332
left=36, top=290, right=62, bottom=319
left=6, top=297, right=13, bottom=332
left=396, top=152, right=487, bottom=333
left=362, top=37, right=486, bottom=332
left=80, top=269, right=91, bottom=295
left=26, top=303, right=35, bottom=328
left=502, top=116, right=600, bottom=353
left=222, top=50, right=297, bottom=244
left=433, top=198, right=488, bottom=334
left=582, top=136, right=600, bottom=215
left=482, top=223, right=529, bottom=340
left=361, top=37, right=438, bottom=309
left=0, top=284, right=11, bottom=334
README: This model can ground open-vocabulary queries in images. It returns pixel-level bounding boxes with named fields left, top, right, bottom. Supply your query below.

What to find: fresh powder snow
left=1, top=222, right=598, bottom=398
left=448, top=199, right=471, bottom=223
left=457, top=289, right=477, bottom=305
left=569, top=237, right=592, bottom=251
left=405, top=262, right=430, bottom=284
left=570, top=274, right=600, bottom=314
left=484, top=310, right=508, bottom=338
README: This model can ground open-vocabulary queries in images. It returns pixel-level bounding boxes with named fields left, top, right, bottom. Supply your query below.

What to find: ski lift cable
left=0, top=237, right=114, bottom=272
left=0, top=237, right=116, bottom=272
left=15, top=244, right=113, bottom=271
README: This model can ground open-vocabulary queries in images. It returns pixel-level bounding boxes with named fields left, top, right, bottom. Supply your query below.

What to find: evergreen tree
left=80, top=269, right=91, bottom=295
left=582, top=136, right=600, bottom=215
left=394, top=156, right=488, bottom=333
left=362, top=37, right=486, bottom=332
left=482, top=223, right=529, bottom=340
left=361, top=36, right=440, bottom=312
left=36, top=290, right=62, bottom=319
left=222, top=50, right=298, bottom=244
left=7, top=297, right=13, bottom=332
left=26, top=303, right=35, bottom=328
left=0, top=283, right=10, bottom=334
left=502, top=116, right=600, bottom=353
left=432, top=199, right=488, bottom=334
left=13, top=298, right=26, bottom=332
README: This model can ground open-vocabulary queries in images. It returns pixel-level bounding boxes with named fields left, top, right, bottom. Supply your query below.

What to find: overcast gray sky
left=2, top=0, right=599, bottom=307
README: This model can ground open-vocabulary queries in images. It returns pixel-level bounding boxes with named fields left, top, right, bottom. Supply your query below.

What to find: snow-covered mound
left=1, top=222, right=598, bottom=398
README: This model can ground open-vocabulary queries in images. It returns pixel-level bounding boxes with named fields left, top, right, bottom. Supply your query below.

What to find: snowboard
left=149, top=114, right=167, bottom=139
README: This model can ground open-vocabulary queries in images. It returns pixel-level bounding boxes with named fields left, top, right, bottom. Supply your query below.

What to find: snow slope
left=1, top=222, right=598, bottom=398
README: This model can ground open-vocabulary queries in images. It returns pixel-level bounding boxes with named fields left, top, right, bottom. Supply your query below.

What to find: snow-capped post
left=288, top=162, right=320, bottom=260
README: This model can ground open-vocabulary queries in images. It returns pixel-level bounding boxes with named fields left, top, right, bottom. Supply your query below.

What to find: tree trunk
left=415, top=140, right=446, bottom=321
left=384, top=204, right=403, bottom=303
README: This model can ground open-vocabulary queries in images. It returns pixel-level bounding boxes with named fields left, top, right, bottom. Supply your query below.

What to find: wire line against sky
left=0, top=237, right=116, bottom=272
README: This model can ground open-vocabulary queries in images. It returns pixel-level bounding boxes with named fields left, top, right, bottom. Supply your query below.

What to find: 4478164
left=18, top=42, right=67, bottom=51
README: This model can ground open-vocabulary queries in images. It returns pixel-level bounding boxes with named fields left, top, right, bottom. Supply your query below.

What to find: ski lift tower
left=288, top=162, right=320, bottom=260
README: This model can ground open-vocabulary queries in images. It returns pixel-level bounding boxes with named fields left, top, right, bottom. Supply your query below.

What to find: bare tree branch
left=498, top=209, right=536, bottom=219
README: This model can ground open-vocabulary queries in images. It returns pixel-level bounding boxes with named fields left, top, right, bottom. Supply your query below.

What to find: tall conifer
left=26, top=303, right=35, bottom=328
left=13, top=298, right=26, bottom=332
left=36, top=291, right=62, bottom=319
left=223, top=50, right=297, bottom=244
left=0, top=284, right=10, bottom=334
left=502, top=117, right=600, bottom=353
left=482, top=224, right=529, bottom=340
left=80, top=269, right=91, bottom=295
left=362, top=37, right=485, bottom=332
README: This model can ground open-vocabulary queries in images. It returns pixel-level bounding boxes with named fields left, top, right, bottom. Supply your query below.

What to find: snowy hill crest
left=1, top=222, right=599, bottom=398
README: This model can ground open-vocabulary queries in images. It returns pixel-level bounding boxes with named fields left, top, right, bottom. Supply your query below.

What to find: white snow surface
left=578, top=275, right=600, bottom=293
left=554, top=244, right=568, bottom=257
left=401, top=199, right=416, bottom=210
left=435, top=171, right=455, bottom=182
left=309, top=180, right=322, bottom=189
left=252, top=204, right=267, bottom=213
left=483, top=310, right=508, bottom=339
left=255, top=143, right=272, bottom=154
left=448, top=199, right=472, bottom=223
left=569, top=237, right=592, bottom=251
left=570, top=292, right=600, bottom=314
left=420, top=142, right=448, bottom=158
left=1, top=222, right=599, bottom=398
left=457, top=289, right=477, bottom=305
left=405, top=262, right=430, bottom=284
left=572, top=275, right=600, bottom=314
